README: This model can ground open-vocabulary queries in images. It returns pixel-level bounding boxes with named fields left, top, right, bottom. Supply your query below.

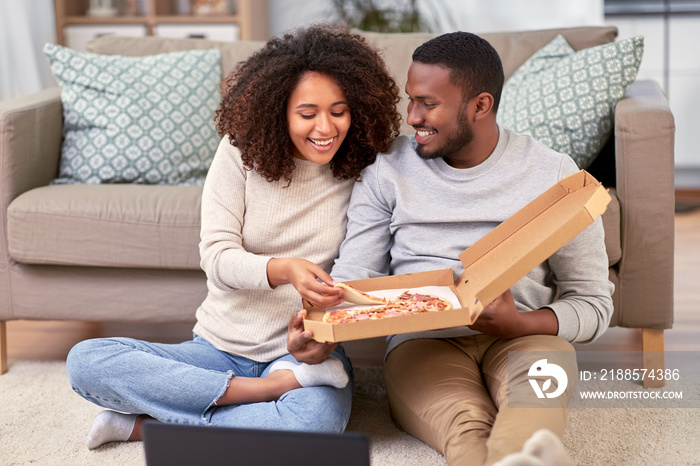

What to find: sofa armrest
left=613, top=79, right=675, bottom=329
left=0, top=87, right=63, bottom=203
left=0, top=87, right=63, bottom=317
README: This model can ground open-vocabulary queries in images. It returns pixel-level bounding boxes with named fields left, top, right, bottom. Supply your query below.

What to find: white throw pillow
left=497, top=35, right=643, bottom=169
left=44, top=44, right=222, bottom=185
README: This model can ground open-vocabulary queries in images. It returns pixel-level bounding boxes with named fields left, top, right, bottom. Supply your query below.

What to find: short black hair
left=412, top=32, right=504, bottom=112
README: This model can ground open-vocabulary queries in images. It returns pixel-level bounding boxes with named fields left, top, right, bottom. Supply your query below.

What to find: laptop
left=142, top=421, right=371, bottom=466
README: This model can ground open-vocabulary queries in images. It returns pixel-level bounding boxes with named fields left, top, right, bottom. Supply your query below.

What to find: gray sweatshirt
left=331, top=128, right=614, bottom=354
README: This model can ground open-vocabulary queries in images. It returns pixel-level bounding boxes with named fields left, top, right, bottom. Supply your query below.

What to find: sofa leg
left=642, top=328, right=664, bottom=388
left=0, top=321, right=7, bottom=375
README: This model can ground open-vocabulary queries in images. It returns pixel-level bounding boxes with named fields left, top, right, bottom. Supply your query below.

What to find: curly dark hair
left=216, top=24, right=402, bottom=183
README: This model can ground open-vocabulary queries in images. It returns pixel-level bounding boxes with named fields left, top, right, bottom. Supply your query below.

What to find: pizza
left=334, top=282, right=387, bottom=305
left=323, top=290, right=453, bottom=324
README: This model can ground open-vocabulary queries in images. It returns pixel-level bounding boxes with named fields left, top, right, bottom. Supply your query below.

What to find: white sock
left=492, top=453, right=544, bottom=466
left=269, top=357, right=349, bottom=389
left=521, top=429, right=574, bottom=466
left=86, top=410, right=138, bottom=450
left=493, top=429, right=574, bottom=466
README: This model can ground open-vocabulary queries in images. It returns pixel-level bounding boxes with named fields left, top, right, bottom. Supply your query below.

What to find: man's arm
left=331, top=156, right=395, bottom=281
left=469, top=219, right=612, bottom=342
left=546, top=216, right=614, bottom=343
left=470, top=151, right=613, bottom=343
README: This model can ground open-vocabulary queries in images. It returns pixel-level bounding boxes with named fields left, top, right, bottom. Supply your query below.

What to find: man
left=290, top=32, right=613, bottom=466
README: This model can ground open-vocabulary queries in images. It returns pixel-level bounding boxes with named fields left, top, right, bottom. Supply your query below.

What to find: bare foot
left=215, top=372, right=301, bottom=406
left=128, top=414, right=154, bottom=441
left=265, top=367, right=303, bottom=394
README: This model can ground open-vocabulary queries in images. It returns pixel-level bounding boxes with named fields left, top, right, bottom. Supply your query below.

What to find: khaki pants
left=384, top=335, right=577, bottom=466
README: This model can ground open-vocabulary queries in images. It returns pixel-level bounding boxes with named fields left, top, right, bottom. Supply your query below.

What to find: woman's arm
left=199, top=138, right=271, bottom=291
left=199, top=138, right=344, bottom=307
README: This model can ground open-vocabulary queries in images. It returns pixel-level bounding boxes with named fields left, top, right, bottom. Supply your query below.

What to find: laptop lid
left=142, top=421, right=371, bottom=466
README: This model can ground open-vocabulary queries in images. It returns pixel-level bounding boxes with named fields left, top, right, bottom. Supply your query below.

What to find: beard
left=415, top=104, right=473, bottom=161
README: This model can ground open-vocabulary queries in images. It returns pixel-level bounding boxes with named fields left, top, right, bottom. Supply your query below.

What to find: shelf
left=54, top=0, right=269, bottom=48
left=146, top=15, right=248, bottom=24
left=60, top=15, right=248, bottom=25
left=61, top=16, right=152, bottom=25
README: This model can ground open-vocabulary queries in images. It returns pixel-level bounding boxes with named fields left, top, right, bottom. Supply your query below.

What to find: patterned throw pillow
left=497, top=35, right=643, bottom=169
left=44, top=44, right=222, bottom=184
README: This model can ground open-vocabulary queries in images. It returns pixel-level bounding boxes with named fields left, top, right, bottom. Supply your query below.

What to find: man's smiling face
left=405, top=62, right=474, bottom=165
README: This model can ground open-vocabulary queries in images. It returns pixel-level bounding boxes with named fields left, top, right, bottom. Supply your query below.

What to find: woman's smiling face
left=286, top=72, right=351, bottom=165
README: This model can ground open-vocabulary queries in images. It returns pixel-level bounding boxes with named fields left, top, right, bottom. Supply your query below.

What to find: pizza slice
left=323, top=290, right=452, bottom=324
left=334, top=282, right=387, bottom=305
left=391, top=291, right=452, bottom=313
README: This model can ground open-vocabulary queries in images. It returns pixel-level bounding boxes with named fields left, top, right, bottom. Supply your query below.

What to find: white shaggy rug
left=1, top=361, right=698, bottom=465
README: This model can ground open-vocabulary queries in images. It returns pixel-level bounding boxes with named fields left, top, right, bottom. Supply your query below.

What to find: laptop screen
left=142, top=421, right=371, bottom=466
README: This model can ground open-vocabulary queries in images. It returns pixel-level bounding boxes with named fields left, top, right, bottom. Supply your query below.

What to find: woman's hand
left=267, top=258, right=344, bottom=308
left=288, top=310, right=338, bottom=364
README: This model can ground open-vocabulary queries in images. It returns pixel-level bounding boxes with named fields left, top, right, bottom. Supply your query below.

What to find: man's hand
left=468, top=289, right=559, bottom=339
left=287, top=310, right=338, bottom=364
left=267, top=258, right=344, bottom=308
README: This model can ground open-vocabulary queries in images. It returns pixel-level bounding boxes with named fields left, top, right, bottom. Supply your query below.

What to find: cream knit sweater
left=193, top=138, right=354, bottom=362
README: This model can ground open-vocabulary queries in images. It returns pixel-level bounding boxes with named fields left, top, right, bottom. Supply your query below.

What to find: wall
left=268, top=0, right=604, bottom=36
left=0, top=0, right=57, bottom=101
left=606, top=7, right=700, bottom=173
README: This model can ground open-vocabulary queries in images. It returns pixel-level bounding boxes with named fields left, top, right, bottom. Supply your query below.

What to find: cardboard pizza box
left=304, top=170, right=611, bottom=343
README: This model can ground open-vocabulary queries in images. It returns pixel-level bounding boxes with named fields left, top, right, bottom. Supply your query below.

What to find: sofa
left=0, top=26, right=675, bottom=377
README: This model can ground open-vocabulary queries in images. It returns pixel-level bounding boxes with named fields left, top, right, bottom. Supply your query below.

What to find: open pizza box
left=304, top=170, right=611, bottom=343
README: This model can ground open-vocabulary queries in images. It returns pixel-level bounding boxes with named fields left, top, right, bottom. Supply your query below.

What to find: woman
left=66, top=24, right=401, bottom=449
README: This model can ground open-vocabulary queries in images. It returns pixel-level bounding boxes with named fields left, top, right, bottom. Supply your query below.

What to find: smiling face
left=286, top=72, right=351, bottom=165
left=405, top=62, right=475, bottom=166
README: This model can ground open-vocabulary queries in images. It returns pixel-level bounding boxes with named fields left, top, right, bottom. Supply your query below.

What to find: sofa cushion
left=6, top=184, right=622, bottom=274
left=497, top=34, right=643, bottom=168
left=44, top=44, right=222, bottom=185
left=7, top=184, right=202, bottom=270
left=480, top=26, right=619, bottom=79
left=86, top=35, right=266, bottom=79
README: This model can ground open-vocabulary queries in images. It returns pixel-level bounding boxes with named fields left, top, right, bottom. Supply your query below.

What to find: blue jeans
left=66, top=334, right=354, bottom=433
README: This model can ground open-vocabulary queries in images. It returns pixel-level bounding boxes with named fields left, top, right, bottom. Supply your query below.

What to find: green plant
left=331, top=0, right=430, bottom=33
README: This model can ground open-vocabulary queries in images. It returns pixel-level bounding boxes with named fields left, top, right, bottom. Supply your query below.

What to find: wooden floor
left=5, top=204, right=700, bottom=366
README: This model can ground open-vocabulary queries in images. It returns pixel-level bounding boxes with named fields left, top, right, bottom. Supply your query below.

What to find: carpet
left=1, top=361, right=698, bottom=465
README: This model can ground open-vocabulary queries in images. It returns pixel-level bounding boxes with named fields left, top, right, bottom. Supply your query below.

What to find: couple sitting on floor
left=66, top=24, right=612, bottom=466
